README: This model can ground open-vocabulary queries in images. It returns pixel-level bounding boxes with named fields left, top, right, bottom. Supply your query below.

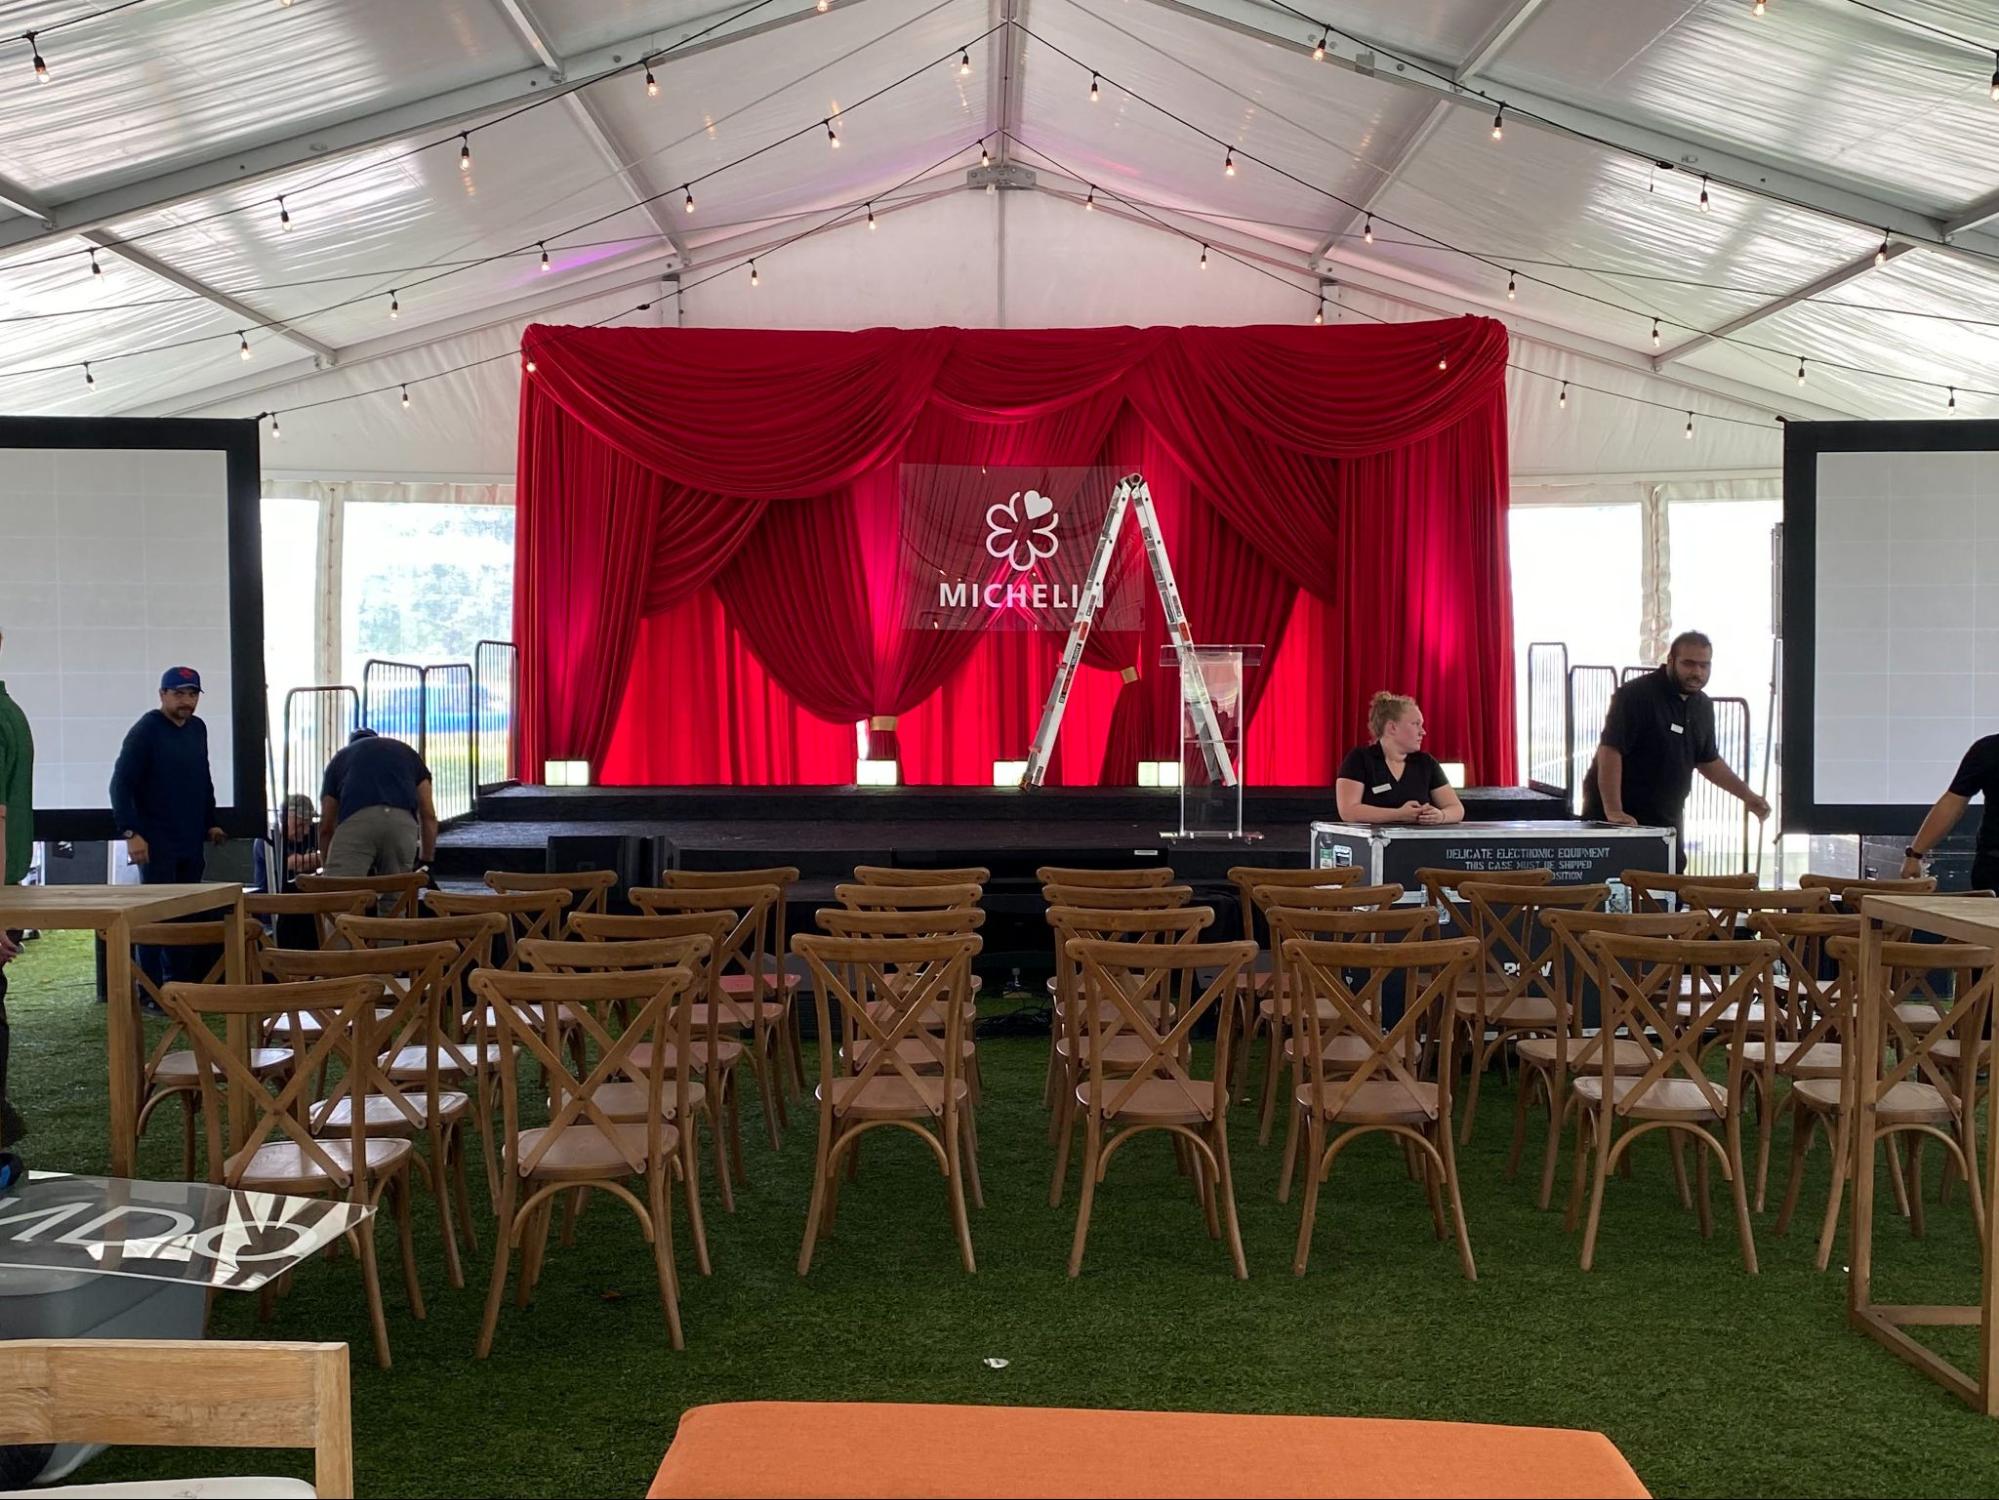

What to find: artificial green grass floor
left=8, top=929, right=1999, bottom=1499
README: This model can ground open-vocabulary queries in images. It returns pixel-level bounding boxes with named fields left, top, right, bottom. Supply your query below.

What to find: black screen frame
left=1782, top=418, right=1999, bottom=836
left=1, top=415, right=267, bottom=843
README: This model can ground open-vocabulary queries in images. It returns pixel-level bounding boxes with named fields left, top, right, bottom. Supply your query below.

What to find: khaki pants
left=323, top=805, right=421, bottom=877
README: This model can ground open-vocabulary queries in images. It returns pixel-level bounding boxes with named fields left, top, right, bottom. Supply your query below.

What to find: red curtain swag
left=515, top=319, right=1516, bottom=786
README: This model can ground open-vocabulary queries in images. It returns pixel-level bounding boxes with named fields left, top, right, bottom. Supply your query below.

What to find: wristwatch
left=1904, top=846, right=1928, bottom=863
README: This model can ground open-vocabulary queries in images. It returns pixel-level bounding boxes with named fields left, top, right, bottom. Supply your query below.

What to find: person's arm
left=110, top=721, right=149, bottom=862
left=416, top=779, right=438, bottom=864
left=1594, top=746, right=1635, bottom=825
left=203, top=723, right=222, bottom=842
left=1696, top=759, right=1771, bottom=819
left=1336, top=779, right=1421, bottom=823
left=0, top=718, right=13, bottom=883
left=252, top=835, right=270, bottom=892
left=318, top=795, right=339, bottom=860
left=1420, top=783, right=1465, bottom=825
left=1903, top=792, right=1970, bottom=877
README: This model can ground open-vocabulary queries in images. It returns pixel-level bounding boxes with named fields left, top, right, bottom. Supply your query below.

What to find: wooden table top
left=1862, top=893, right=1999, bottom=947
left=0, top=882, right=244, bottom=931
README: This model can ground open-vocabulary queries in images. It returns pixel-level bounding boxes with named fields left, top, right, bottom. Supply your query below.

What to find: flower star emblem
left=986, top=488, right=1061, bottom=571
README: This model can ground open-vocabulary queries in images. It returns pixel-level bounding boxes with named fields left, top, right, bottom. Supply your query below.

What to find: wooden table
left=1853, top=894, right=1999, bottom=1413
left=0, top=883, right=248, bottom=1176
left=647, top=1401, right=1650, bottom=1498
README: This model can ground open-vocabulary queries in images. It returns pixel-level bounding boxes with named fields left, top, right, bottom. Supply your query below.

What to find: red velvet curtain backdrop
left=515, top=320, right=1516, bottom=786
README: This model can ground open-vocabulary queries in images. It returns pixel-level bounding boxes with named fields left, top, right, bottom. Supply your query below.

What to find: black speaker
left=546, top=833, right=672, bottom=913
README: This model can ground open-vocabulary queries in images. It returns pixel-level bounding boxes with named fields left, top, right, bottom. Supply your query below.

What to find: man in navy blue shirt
left=319, top=728, right=437, bottom=877
left=110, top=666, right=227, bottom=991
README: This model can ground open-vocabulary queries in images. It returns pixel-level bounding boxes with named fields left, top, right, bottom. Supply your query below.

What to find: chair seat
left=1261, top=995, right=1337, bottom=1024
left=1451, top=994, right=1558, bottom=1027
left=226, top=1136, right=412, bottom=1191
left=309, top=1090, right=468, bottom=1135
left=592, top=1078, right=708, bottom=1122
left=721, top=970, right=802, bottom=997
left=1055, top=1033, right=1162, bottom=1071
left=1058, top=1000, right=1176, bottom=1027
left=151, top=1047, right=292, bottom=1085
left=17, top=1479, right=318, bottom=1498
left=1572, top=1075, right=1729, bottom=1122
left=625, top=1038, right=745, bottom=1075
left=1738, top=1040, right=1843, bottom=1078
left=864, top=997, right=976, bottom=1030
left=518, top=1120, right=675, bottom=1180
left=383, top=1040, right=505, bottom=1079
left=1931, top=1037, right=1990, bottom=1066
left=852, top=1036, right=977, bottom=1071
left=822, top=1073, right=969, bottom=1121
left=1895, top=1002, right=1942, bottom=1027
left=1516, top=1036, right=1653, bottom=1074
left=1296, top=1078, right=1440, bottom=1126
left=1667, top=1001, right=1772, bottom=1030
left=1794, top=1078, right=1956, bottom=1125
left=1075, top=1076, right=1214, bottom=1125
left=696, top=999, right=791, bottom=1031
left=266, top=1006, right=394, bottom=1038
left=1282, top=1033, right=1415, bottom=1069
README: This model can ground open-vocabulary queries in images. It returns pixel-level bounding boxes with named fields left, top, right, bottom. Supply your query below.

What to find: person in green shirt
left=0, top=626, right=32, bottom=1142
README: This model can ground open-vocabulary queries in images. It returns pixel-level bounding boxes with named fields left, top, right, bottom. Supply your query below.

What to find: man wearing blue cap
left=110, top=667, right=226, bottom=992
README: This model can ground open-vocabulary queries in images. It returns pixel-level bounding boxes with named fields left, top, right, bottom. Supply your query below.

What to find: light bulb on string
left=1651, top=316, right=1661, bottom=348
left=1685, top=412, right=1695, bottom=440
left=82, top=362, right=93, bottom=389
left=817, top=0, right=828, bottom=10
left=1089, top=72, right=1099, bottom=101
left=401, top=385, right=410, bottom=411
left=1224, top=147, right=1235, bottom=176
left=1558, top=381, right=1568, bottom=410
left=539, top=243, right=550, bottom=272
left=278, top=196, right=292, bottom=232
left=1698, top=175, right=1710, bottom=212
left=29, top=33, right=47, bottom=84
left=1797, top=356, right=1806, bottom=385
left=1876, top=230, right=1890, bottom=266
left=749, top=259, right=759, bottom=287
left=1314, top=298, right=1324, bottom=325
left=1084, top=186, right=1095, bottom=210
left=270, top=412, right=281, bottom=440
left=459, top=134, right=472, bottom=171
left=239, top=331, right=251, bottom=361
left=980, top=140, right=990, bottom=166
left=389, top=290, right=400, bottom=320
left=1507, top=271, right=1516, bottom=300
left=826, top=119, right=839, bottom=148
left=1950, top=386, right=1958, bottom=411
left=645, top=64, right=658, bottom=98
left=89, top=248, right=101, bottom=277
left=1491, top=105, right=1504, bottom=141
left=524, top=355, right=536, bottom=374
left=1312, top=27, right=1327, bottom=60
left=1199, top=243, right=1208, bottom=270
left=683, top=185, right=695, bottom=213
left=1753, top=0, right=1765, bottom=15
left=960, top=49, right=971, bottom=75
left=1362, top=214, right=1373, bottom=244
left=867, top=202, right=876, bottom=230
left=1990, top=51, right=1998, bottom=101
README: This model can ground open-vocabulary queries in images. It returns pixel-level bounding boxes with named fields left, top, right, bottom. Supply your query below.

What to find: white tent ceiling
left=3, top=0, right=1997, bottom=482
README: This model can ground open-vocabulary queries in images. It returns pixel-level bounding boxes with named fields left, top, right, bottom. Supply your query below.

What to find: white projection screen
left=0, top=417, right=265, bottom=841
left=1783, top=420, right=1999, bottom=834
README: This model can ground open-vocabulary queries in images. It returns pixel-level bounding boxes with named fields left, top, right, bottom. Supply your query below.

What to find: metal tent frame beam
left=1653, top=241, right=1917, bottom=368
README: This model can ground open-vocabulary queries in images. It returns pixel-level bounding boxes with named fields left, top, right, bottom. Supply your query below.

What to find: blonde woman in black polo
left=1334, top=692, right=1465, bottom=825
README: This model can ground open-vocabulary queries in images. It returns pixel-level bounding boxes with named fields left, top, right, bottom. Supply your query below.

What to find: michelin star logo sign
left=986, top=488, right=1061, bottom=571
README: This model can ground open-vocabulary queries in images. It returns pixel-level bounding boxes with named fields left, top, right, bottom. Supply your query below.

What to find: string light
left=1991, top=51, right=1998, bottom=101
left=539, top=242, right=550, bottom=272
left=238, top=331, right=251, bottom=360
left=88, top=248, right=100, bottom=277
left=29, top=32, right=47, bottom=84
left=1491, top=105, right=1504, bottom=141
left=1558, top=381, right=1568, bottom=409
left=1437, top=352, right=1448, bottom=371
left=867, top=202, right=876, bottom=230
left=980, top=140, right=991, bottom=166
left=1312, top=26, right=1327, bottom=60
left=826, top=118, right=839, bottom=148
left=1223, top=147, right=1235, bottom=176
left=1084, top=186, right=1095, bottom=210
left=401, top=384, right=410, bottom=410
left=1698, top=175, right=1711, bottom=212
left=683, top=184, right=695, bottom=213
left=389, top=290, right=400, bottom=320
left=524, top=355, right=536, bottom=374
left=277, top=196, right=292, bottom=232
left=1876, top=230, right=1890, bottom=267
left=459, top=134, right=472, bottom=172
left=1314, top=297, right=1324, bottom=324
left=1199, top=243, right=1208, bottom=269
left=1651, top=316, right=1661, bottom=348
left=82, top=361, right=93, bottom=388
left=646, top=63, right=658, bottom=98
left=1507, top=271, right=1516, bottom=300
left=817, top=0, right=828, bottom=10
left=1089, top=72, right=1099, bottom=101
left=959, top=48, right=971, bottom=75
left=1753, top=0, right=1765, bottom=15
left=1950, top=386, right=1958, bottom=410
left=1685, top=411, right=1695, bottom=439
left=1796, top=355, right=1806, bottom=385
left=1363, top=214, right=1374, bottom=244
left=749, top=259, right=759, bottom=287
left=270, top=412, right=280, bottom=440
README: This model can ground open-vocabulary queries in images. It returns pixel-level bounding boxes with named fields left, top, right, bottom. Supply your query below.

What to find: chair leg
left=1753, top=1073, right=1777, bottom=1214
left=1256, top=1022, right=1285, bottom=1146
left=180, top=1095, right=198, bottom=1180
left=1458, top=1030, right=1488, bottom=1146
left=1906, top=1135, right=1928, bottom=1240
left=1212, top=1120, right=1247, bottom=1281
left=1668, top=1129, right=1693, bottom=1210
left=450, top=1135, right=480, bottom=1257
left=1564, top=1107, right=1592, bottom=1234
left=1276, top=1096, right=1303, bottom=1204
left=945, top=1116, right=977, bottom=1274
left=1439, top=1124, right=1477, bottom=1281
left=1067, top=1113, right=1103, bottom=1278
left=1049, top=1076, right=1079, bottom=1208
left=431, top=1136, right=464, bottom=1292
left=517, top=1201, right=551, bottom=1308
left=1507, top=1065, right=1537, bottom=1183
left=650, top=1168, right=685, bottom=1351
left=391, top=1172, right=426, bottom=1320
left=681, top=1130, right=712, bottom=1277
left=962, top=1104, right=985, bottom=1211
left=1815, top=1109, right=1851, bottom=1273
left=559, top=1187, right=585, bottom=1249
left=798, top=1110, right=834, bottom=1275
left=727, top=1078, right=749, bottom=1187
left=356, top=1210, right=393, bottom=1371
left=1292, top=1116, right=1325, bottom=1277
left=1775, top=1104, right=1814, bottom=1237
left=1538, top=1078, right=1568, bottom=1212
left=1725, top=1111, right=1760, bottom=1274
left=1422, top=1148, right=1446, bottom=1239
left=1580, top=1113, right=1614, bottom=1271
left=705, top=1077, right=736, bottom=1213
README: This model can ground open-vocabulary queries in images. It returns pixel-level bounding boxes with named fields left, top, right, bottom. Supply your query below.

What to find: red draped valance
left=515, top=319, right=1516, bottom=786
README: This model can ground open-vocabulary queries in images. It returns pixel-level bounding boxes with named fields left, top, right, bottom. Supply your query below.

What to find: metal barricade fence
left=473, top=639, right=518, bottom=789
left=1685, top=695, right=1753, bottom=876
left=1525, top=642, right=1569, bottom=799
left=422, top=662, right=474, bottom=822
left=281, top=686, right=359, bottom=855
left=1566, top=665, right=1618, bottom=812
left=361, top=660, right=425, bottom=752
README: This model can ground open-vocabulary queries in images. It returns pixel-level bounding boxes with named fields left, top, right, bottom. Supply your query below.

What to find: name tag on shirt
left=1670, top=723, right=1684, bottom=735
left=1372, top=783, right=1393, bottom=794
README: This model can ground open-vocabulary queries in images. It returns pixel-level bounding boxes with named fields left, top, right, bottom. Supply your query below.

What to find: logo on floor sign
left=986, top=489, right=1061, bottom=570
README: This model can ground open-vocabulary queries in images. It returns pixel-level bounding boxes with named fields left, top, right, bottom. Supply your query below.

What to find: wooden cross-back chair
left=1738, top=911, right=1862, bottom=1214
left=1260, top=903, right=1441, bottom=1195
left=1569, top=933, right=1778, bottom=1273
left=468, top=964, right=699, bottom=1355
left=834, top=882, right=984, bottom=912
left=261, top=941, right=475, bottom=1292
left=486, top=867, right=619, bottom=916
left=1237, top=883, right=1407, bottom=1123
left=1036, top=865, right=1175, bottom=889
left=1523, top=910, right=1707, bottom=1211
left=421, top=888, right=571, bottom=971
left=1779, top=936, right=1993, bottom=1271
left=1043, top=905, right=1214, bottom=1207
left=1064, top=937, right=1256, bottom=1279
left=816, top=907, right=985, bottom=1057
left=792, top=933, right=983, bottom=1275
left=1667, top=886, right=1830, bottom=1055
left=160, top=976, right=424, bottom=1370
left=653, top=868, right=804, bottom=1085
left=1225, top=863, right=1364, bottom=1012
left=129, top=920, right=285, bottom=1179
left=1281, top=935, right=1480, bottom=1279
left=852, top=865, right=990, bottom=887
left=1620, top=868, right=1756, bottom=913
left=1454, top=881, right=1610, bottom=1146
left=630, top=884, right=790, bottom=1151
left=296, top=871, right=431, bottom=920
left=1797, top=873, right=1939, bottom=908
left=546, top=913, right=746, bottom=1217
left=336, top=911, right=509, bottom=1209
left=1415, top=865, right=1553, bottom=939
left=1039, top=882, right=1191, bottom=911
left=512, top=934, right=726, bottom=1275
left=247, top=889, right=374, bottom=951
